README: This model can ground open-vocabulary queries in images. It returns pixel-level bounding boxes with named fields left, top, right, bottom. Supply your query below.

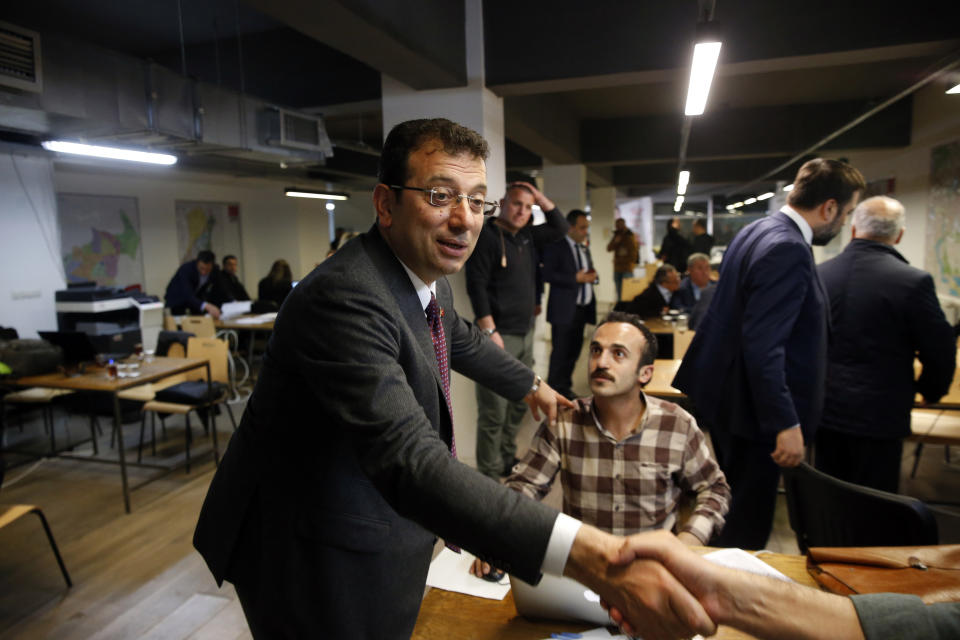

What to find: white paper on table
left=703, top=548, right=792, bottom=582
left=231, top=312, right=277, bottom=325
left=220, top=301, right=253, bottom=318
left=425, top=547, right=511, bottom=600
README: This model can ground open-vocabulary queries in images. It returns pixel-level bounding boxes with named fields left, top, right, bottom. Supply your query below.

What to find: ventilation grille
left=0, top=22, right=41, bottom=92
left=258, top=106, right=332, bottom=155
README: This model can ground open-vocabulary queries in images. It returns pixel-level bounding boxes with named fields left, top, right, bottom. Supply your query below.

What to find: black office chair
left=783, top=463, right=938, bottom=554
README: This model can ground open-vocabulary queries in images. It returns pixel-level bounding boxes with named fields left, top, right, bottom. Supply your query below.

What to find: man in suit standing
left=815, top=196, right=955, bottom=492
left=670, top=253, right=713, bottom=314
left=193, top=118, right=714, bottom=640
left=543, top=210, right=598, bottom=399
left=674, top=158, right=865, bottom=549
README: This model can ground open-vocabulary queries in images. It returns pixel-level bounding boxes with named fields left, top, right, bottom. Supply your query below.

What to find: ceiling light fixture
left=42, top=140, right=176, bottom=165
left=684, top=41, right=722, bottom=116
left=285, top=188, right=349, bottom=200
left=743, top=197, right=757, bottom=205
left=783, top=184, right=794, bottom=192
left=947, top=83, right=960, bottom=95
left=677, top=170, right=690, bottom=195
left=731, top=201, right=744, bottom=209
left=674, top=196, right=685, bottom=212
left=757, top=192, right=775, bottom=201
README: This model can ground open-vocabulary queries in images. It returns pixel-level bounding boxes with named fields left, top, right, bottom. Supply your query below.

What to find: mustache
left=590, top=369, right=614, bottom=381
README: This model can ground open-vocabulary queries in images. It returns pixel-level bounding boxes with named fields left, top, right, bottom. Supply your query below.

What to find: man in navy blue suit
left=674, top=158, right=865, bottom=549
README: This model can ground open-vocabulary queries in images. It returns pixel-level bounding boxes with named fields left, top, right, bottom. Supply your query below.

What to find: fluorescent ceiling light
left=947, top=83, right=960, bottom=94
left=757, top=192, right=775, bottom=201
left=42, top=140, right=176, bottom=165
left=726, top=204, right=736, bottom=211
left=684, top=42, right=722, bottom=116
left=783, top=183, right=794, bottom=192
left=285, top=188, right=349, bottom=200
left=325, top=202, right=335, bottom=211
left=673, top=196, right=684, bottom=212
left=677, top=170, right=690, bottom=195
left=731, top=201, right=744, bottom=208
left=744, top=197, right=757, bottom=205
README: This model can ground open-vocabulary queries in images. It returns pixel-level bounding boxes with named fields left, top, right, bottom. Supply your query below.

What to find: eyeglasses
left=389, top=185, right=499, bottom=216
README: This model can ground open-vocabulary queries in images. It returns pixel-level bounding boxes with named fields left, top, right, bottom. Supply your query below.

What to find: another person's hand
left=468, top=557, right=505, bottom=581
left=576, top=269, right=595, bottom=283
left=203, top=302, right=221, bottom=319
left=534, top=304, right=542, bottom=316
left=524, top=378, right=575, bottom=427
left=490, top=331, right=505, bottom=349
left=771, top=425, right=804, bottom=467
left=509, top=181, right=555, bottom=212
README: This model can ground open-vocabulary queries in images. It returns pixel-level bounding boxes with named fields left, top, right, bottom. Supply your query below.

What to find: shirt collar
left=780, top=205, right=813, bottom=246
left=656, top=283, right=672, bottom=302
left=587, top=391, right=651, bottom=442
left=397, top=260, right=437, bottom=312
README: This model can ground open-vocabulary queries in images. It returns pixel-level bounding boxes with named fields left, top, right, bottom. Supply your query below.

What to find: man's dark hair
left=377, top=118, right=490, bottom=190
left=197, top=250, right=215, bottom=264
left=693, top=218, right=707, bottom=231
left=566, top=209, right=588, bottom=225
left=653, top=264, right=678, bottom=285
left=787, top=158, right=866, bottom=211
left=597, top=311, right=658, bottom=367
left=222, top=254, right=237, bottom=266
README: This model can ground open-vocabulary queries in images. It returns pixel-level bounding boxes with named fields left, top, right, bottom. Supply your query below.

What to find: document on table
left=537, top=628, right=704, bottom=640
left=220, top=301, right=253, bottom=318
left=703, top=547, right=792, bottom=581
left=425, top=547, right=511, bottom=600
left=231, top=312, right=277, bottom=325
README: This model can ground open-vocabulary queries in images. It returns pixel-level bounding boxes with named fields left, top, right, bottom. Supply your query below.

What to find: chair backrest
left=186, top=336, right=229, bottom=384
left=156, top=330, right=194, bottom=357
left=783, top=463, right=938, bottom=554
left=181, top=315, right=216, bottom=338
left=162, top=315, right=179, bottom=331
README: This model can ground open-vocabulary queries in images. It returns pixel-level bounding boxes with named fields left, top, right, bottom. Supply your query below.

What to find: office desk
left=217, top=314, right=276, bottom=378
left=15, top=357, right=213, bottom=513
left=412, top=551, right=814, bottom=640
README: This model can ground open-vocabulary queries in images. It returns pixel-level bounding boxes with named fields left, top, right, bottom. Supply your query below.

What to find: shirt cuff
left=540, top=512, right=582, bottom=576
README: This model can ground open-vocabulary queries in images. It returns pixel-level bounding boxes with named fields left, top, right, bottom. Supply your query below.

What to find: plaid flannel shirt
left=506, top=393, right=730, bottom=542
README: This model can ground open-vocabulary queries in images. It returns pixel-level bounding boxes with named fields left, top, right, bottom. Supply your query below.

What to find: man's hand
left=576, top=269, right=596, bottom=283
left=489, top=331, right=505, bottom=349
left=203, top=302, right=221, bottom=320
left=771, top=425, right=804, bottom=467
left=676, top=531, right=702, bottom=546
left=509, top=180, right=555, bottom=212
left=564, top=526, right=715, bottom=640
left=524, top=379, right=574, bottom=427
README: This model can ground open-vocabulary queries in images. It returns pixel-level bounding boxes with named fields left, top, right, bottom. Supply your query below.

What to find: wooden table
left=216, top=314, right=277, bottom=378
left=15, top=357, right=213, bottom=513
left=412, top=551, right=814, bottom=640
left=645, top=359, right=684, bottom=398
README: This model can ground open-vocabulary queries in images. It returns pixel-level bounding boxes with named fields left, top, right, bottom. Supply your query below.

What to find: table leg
left=207, top=362, right=220, bottom=466
left=113, top=392, right=131, bottom=513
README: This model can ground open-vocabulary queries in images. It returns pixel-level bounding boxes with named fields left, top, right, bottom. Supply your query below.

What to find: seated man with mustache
left=473, top=311, right=729, bottom=579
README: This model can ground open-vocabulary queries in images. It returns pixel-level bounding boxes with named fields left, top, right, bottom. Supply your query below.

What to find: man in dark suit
left=542, top=210, right=598, bottom=399
left=617, top=264, right=680, bottom=318
left=691, top=219, right=714, bottom=257
left=816, top=195, right=955, bottom=492
left=164, top=250, right=221, bottom=318
left=670, top=253, right=713, bottom=314
left=217, top=254, right=251, bottom=302
left=193, top=118, right=714, bottom=639
left=674, top=158, right=865, bottom=549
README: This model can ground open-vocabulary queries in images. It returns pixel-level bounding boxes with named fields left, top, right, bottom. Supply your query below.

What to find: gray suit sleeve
left=852, top=593, right=960, bottom=640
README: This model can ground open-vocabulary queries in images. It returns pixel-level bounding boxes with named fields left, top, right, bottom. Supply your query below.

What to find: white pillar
left=591, top=186, right=618, bottom=308
left=541, top=164, right=587, bottom=214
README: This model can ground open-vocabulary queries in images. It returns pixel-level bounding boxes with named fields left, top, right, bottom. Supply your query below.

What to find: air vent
left=258, top=106, right=333, bottom=155
left=0, top=21, right=42, bottom=93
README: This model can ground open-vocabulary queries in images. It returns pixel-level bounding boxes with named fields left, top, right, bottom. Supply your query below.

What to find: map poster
left=927, top=140, right=960, bottom=297
left=175, top=200, right=243, bottom=266
left=57, top=193, right=144, bottom=288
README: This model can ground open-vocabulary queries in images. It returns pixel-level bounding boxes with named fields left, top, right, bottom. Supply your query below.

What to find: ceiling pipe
left=727, top=47, right=960, bottom=196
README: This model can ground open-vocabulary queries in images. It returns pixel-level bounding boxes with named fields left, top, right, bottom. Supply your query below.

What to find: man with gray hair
left=816, top=195, right=955, bottom=492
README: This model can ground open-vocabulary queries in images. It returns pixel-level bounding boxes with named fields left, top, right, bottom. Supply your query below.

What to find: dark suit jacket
left=617, top=283, right=669, bottom=318
left=674, top=212, right=828, bottom=443
left=818, top=239, right=955, bottom=439
left=193, top=225, right=557, bottom=638
left=540, top=238, right=597, bottom=325
left=669, top=278, right=713, bottom=314
left=164, top=260, right=212, bottom=314
left=257, top=277, right=292, bottom=309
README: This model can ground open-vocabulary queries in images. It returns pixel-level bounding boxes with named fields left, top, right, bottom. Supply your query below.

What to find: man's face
left=568, top=215, right=590, bottom=244
left=197, top=261, right=213, bottom=277
left=588, top=322, right=653, bottom=398
left=662, top=270, right=681, bottom=292
left=378, top=143, right=486, bottom=284
left=223, top=258, right=238, bottom=276
left=497, top=187, right=535, bottom=233
left=812, top=192, right=860, bottom=246
left=688, top=260, right=711, bottom=289
left=615, top=219, right=626, bottom=232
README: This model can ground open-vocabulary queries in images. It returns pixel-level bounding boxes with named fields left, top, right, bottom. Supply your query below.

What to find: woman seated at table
left=257, top=259, right=293, bottom=310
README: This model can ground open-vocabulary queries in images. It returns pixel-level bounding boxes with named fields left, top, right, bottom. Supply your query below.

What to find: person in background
left=691, top=219, right=714, bottom=257
left=815, top=195, right=955, bottom=493
left=218, top=254, right=251, bottom=302
left=164, top=249, right=221, bottom=318
left=659, top=218, right=690, bottom=273
left=607, top=218, right=640, bottom=301
left=257, top=259, right=293, bottom=310
left=670, top=253, right=713, bottom=314
left=616, top=264, right=680, bottom=318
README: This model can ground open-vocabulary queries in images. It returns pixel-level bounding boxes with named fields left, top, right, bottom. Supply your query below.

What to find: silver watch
left=529, top=374, right=542, bottom=395
left=482, top=327, right=497, bottom=336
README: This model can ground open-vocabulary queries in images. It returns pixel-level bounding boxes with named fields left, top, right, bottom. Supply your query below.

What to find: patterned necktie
left=426, top=293, right=456, bottom=458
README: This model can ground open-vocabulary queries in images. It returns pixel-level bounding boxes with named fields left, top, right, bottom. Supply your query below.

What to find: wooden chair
left=783, top=463, right=938, bottom=554
left=180, top=316, right=216, bottom=338
left=0, top=504, right=72, bottom=587
left=908, top=409, right=960, bottom=478
left=2, top=388, right=75, bottom=450
left=138, top=337, right=237, bottom=470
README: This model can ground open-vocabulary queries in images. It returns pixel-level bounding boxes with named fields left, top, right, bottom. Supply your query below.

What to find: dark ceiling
left=2, top=0, right=959, bottom=205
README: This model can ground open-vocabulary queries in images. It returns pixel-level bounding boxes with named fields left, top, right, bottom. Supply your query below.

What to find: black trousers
left=547, top=305, right=592, bottom=398
left=814, top=427, right=904, bottom=494
left=709, top=429, right=782, bottom=550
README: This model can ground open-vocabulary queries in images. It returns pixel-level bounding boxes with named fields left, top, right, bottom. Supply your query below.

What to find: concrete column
left=541, top=164, right=587, bottom=214
left=591, top=186, right=618, bottom=308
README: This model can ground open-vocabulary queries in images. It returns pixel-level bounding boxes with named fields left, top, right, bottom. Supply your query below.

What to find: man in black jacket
left=617, top=264, right=680, bottom=318
left=816, top=195, right=955, bottom=492
left=164, top=250, right=221, bottom=318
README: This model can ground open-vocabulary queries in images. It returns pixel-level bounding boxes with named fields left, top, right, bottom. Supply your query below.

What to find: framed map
left=57, top=193, right=144, bottom=288
left=927, top=141, right=960, bottom=297
left=175, top=200, right=243, bottom=265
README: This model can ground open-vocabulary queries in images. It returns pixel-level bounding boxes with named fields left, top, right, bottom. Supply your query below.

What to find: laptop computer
left=510, top=573, right=610, bottom=626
